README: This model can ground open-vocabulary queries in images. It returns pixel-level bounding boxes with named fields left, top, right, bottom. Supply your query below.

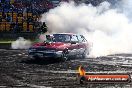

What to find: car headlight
left=31, top=49, right=36, bottom=51
left=56, top=51, right=63, bottom=54
left=49, top=50, right=56, bottom=52
left=28, top=49, right=32, bottom=53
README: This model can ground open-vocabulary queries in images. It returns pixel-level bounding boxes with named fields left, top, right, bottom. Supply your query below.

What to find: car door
left=68, top=35, right=79, bottom=56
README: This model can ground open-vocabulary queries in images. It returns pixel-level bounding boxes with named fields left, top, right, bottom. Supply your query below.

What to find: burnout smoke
left=41, top=1, right=132, bottom=57
left=11, top=37, right=31, bottom=49
left=118, top=0, right=132, bottom=18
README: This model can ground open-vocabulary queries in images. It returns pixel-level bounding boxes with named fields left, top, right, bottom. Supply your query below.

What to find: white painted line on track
left=44, top=70, right=132, bottom=74
left=0, top=86, right=7, bottom=88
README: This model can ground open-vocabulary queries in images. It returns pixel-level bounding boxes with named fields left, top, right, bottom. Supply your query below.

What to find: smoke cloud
left=11, top=37, right=31, bottom=49
left=41, top=1, right=132, bottom=57
left=118, top=0, right=132, bottom=18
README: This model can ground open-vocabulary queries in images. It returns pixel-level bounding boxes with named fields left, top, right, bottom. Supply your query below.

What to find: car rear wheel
left=82, top=49, right=89, bottom=59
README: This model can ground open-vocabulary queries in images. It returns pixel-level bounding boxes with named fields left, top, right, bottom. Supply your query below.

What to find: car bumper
left=28, top=51, right=63, bottom=58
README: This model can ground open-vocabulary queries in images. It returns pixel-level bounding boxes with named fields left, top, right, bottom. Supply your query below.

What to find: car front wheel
left=33, top=55, right=40, bottom=59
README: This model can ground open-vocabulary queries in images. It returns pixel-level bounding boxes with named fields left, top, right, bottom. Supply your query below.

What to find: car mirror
left=71, top=41, right=76, bottom=44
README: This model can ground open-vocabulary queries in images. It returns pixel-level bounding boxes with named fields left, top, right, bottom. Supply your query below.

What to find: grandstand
left=0, top=0, right=51, bottom=33
left=0, top=0, right=70, bottom=33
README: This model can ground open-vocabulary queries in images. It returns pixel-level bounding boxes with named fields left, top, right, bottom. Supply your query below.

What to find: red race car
left=28, top=33, right=90, bottom=61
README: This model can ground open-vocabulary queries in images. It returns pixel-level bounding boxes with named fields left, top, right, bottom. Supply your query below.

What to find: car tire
left=61, top=49, right=69, bottom=62
left=82, top=49, right=89, bottom=59
left=82, top=51, right=87, bottom=59
left=33, top=55, right=40, bottom=59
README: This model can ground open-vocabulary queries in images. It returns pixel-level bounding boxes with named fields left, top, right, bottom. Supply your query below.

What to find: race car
left=28, top=33, right=89, bottom=61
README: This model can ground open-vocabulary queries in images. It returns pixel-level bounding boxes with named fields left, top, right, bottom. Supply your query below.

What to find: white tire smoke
left=11, top=37, right=31, bottom=49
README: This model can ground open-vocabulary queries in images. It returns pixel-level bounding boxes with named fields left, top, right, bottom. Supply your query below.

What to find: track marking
left=0, top=86, right=7, bottom=88
left=44, top=70, right=132, bottom=74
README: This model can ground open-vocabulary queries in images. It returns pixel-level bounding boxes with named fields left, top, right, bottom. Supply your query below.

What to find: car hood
left=32, top=42, right=70, bottom=49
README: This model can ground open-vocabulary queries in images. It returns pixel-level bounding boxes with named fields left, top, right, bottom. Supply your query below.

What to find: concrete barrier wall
left=0, top=32, right=38, bottom=40
left=0, top=43, right=11, bottom=49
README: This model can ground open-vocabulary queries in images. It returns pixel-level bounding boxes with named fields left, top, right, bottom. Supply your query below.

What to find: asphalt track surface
left=0, top=49, right=132, bottom=88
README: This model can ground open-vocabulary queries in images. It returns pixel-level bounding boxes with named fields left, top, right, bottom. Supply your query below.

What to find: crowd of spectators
left=0, top=0, right=59, bottom=33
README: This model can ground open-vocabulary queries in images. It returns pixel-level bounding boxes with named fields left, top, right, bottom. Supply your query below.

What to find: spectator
left=6, top=14, right=12, bottom=22
left=39, top=22, right=47, bottom=33
left=0, top=16, right=2, bottom=22
left=1, top=0, right=5, bottom=3
left=10, top=22, right=15, bottom=32
left=2, top=12, right=6, bottom=19
left=13, top=23, right=22, bottom=33
left=27, top=16, right=33, bottom=23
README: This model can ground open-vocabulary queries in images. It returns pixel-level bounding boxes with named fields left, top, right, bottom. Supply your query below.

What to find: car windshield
left=52, top=34, right=71, bottom=42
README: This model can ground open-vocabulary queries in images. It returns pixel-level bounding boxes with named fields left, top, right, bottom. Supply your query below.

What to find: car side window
left=65, top=35, right=71, bottom=42
left=78, top=35, right=86, bottom=42
left=71, top=35, right=78, bottom=42
left=77, top=35, right=83, bottom=42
